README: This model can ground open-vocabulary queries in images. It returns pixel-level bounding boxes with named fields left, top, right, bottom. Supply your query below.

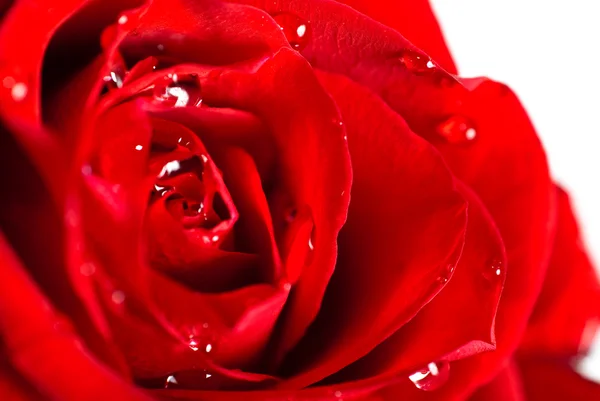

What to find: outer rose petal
left=520, top=186, right=600, bottom=357
left=332, top=181, right=505, bottom=384
left=516, top=358, right=600, bottom=400
left=468, top=360, right=525, bottom=401
left=424, top=80, right=554, bottom=400
left=276, top=70, right=467, bottom=387
left=0, top=356, right=47, bottom=401
left=337, top=0, right=457, bottom=73
left=0, top=232, right=151, bottom=400
left=253, top=0, right=553, bottom=392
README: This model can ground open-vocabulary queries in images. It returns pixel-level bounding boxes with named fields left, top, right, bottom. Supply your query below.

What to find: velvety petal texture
left=1, top=0, right=599, bottom=400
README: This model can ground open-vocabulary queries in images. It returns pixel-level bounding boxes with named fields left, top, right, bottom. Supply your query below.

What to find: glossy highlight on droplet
left=111, top=290, right=125, bottom=304
left=164, top=375, right=178, bottom=388
left=398, top=49, right=436, bottom=74
left=436, top=115, right=477, bottom=143
left=409, top=361, right=450, bottom=391
left=437, top=264, right=455, bottom=284
left=153, top=74, right=202, bottom=107
left=483, top=258, right=504, bottom=282
left=272, top=12, right=311, bottom=51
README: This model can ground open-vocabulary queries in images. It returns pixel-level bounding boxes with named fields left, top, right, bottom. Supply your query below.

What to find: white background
left=430, top=0, right=600, bottom=381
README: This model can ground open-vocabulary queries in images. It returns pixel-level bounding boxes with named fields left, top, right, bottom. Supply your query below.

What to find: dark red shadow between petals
left=275, top=70, right=467, bottom=388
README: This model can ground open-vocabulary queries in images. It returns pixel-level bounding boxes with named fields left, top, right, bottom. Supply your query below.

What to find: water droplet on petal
left=334, top=390, right=343, bottom=398
left=3, top=75, right=28, bottom=102
left=157, top=156, right=205, bottom=180
left=111, top=290, right=125, bottom=304
left=80, top=262, right=96, bottom=277
left=153, top=74, right=202, bottom=107
left=118, top=15, right=128, bottom=25
left=436, top=115, right=477, bottom=143
left=10, top=82, right=27, bottom=101
left=306, top=226, right=316, bottom=265
left=483, top=258, right=504, bottom=282
left=103, top=66, right=125, bottom=90
left=272, top=12, right=311, bottom=51
left=188, top=337, right=199, bottom=351
left=437, top=264, right=455, bottom=284
left=187, top=333, right=216, bottom=354
left=81, top=164, right=93, bottom=176
left=164, top=375, right=179, bottom=388
left=409, top=361, right=450, bottom=391
left=398, top=49, right=436, bottom=74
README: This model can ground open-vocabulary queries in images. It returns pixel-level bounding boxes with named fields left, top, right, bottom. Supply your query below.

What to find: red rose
left=1, top=0, right=599, bottom=400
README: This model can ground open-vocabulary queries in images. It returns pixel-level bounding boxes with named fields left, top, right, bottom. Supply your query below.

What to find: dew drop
left=135, top=144, right=143, bottom=151
left=436, top=115, right=477, bottom=143
left=437, top=264, right=455, bottom=284
left=398, top=49, right=436, bottom=74
left=118, top=15, right=128, bottom=25
left=3, top=75, right=28, bottom=102
left=188, top=337, right=199, bottom=351
left=334, top=390, right=342, bottom=398
left=157, top=155, right=204, bottom=180
left=306, top=226, right=316, bottom=265
left=81, top=164, right=93, bottom=176
left=111, top=290, right=125, bottom=304
left=103, top=67, right=125, bottom=90
left=409, top=361, right=450, bottom=391
left=10, top=82, right=28, bottom=101
left=80, top=262, right=96, bottom=277
left=272, top=12, right=311, bottom=51
left=153, top=74, right=202, bottom=107
left=187, top=334, right=215, bottom=354
left=483, top=258, right=504, bottom=282
left=164, top=375, right=179, bottom=388
left=157, top=44, right=165, bottom=51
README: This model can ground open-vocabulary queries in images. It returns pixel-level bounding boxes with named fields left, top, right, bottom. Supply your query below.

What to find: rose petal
left=119, top=0, right=288, bottom=65
left=197, top=49, right=352, bottom=370
left=0, top=354, right=46, bottom=400
left=228, top=0, right=463, bottom=135
left=516, top=357, right=600, bottom=400
left=420, top=80, right=555, bottom=399
left=468, top=360, right=526, bottom=401
left=333, top=0, right=457, bottom=73
left=330, top=181, right=505, bottom=383
left=217, top=147, right=282, bottom=284
left=0, top=129, right=129, bottom=374
left=520, top=185, right=600, bottom=358
left=274, top=70, right=466, bottom=387
left=0, top=231, right=152, bottom=400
